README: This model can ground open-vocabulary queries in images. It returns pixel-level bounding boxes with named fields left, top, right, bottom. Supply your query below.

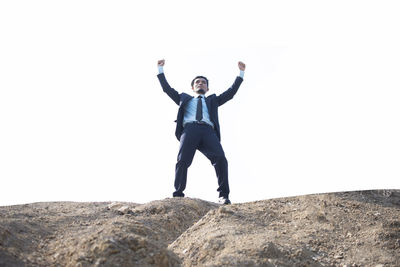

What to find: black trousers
left=173, top=122, right=229, bottom=198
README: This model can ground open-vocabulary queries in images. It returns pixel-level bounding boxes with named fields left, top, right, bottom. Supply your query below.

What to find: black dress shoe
left=218, top=196, right=231, bottom=205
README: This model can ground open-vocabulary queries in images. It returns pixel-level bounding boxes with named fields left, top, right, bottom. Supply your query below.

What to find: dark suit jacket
left=157, top=73, right=243, bottom=141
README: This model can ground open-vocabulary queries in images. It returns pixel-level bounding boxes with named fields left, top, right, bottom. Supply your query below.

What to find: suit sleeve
left=216, top=76, right=243, bottom=106
left=157, top=73, right=180, bottom=105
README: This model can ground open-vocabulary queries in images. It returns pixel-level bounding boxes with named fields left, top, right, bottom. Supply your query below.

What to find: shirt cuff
left=239, top=70, right=245, bottom=78
left=158, top=66, right=164, bottom=74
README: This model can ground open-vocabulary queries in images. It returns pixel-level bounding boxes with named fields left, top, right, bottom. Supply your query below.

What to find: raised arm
left=157, top=59, right=180, bottom=105
left=217, top=61, right=246, bottom=106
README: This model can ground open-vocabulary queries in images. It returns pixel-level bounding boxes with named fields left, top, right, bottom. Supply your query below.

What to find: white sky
left=1, top=0, right=399, bottom=206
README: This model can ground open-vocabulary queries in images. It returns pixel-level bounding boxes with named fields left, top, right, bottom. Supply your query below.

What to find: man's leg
left=174, top=123, right=201, bottom=197
left=198, top=126, right=230, bottom=198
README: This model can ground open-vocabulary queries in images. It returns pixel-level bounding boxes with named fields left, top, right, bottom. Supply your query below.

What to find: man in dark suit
left=157, top=59, right=245, bottom=204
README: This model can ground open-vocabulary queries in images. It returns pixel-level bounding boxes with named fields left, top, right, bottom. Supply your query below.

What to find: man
left=157, top=59, right=245, bottom=205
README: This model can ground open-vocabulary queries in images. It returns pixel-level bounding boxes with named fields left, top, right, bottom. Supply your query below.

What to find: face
left=192, top=78, right=209, bottom=95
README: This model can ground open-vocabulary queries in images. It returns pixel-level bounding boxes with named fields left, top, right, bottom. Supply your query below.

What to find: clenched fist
left=158, top=59, right=165, bottom=67
left=238, top=61, right=246, bottom=71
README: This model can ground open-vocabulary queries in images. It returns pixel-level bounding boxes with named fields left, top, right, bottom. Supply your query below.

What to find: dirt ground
left=1, top=190, right=399, bottom=266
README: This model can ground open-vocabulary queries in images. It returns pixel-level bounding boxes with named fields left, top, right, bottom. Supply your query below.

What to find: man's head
left=191, top=76, right=209, bottom=95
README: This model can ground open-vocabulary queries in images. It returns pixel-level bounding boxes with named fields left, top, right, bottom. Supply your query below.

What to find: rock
left=218, top=206, right=234, bottom=215
left=107, top=202, right=123, bottom=210
left=117, top=205, right=131, bottom=215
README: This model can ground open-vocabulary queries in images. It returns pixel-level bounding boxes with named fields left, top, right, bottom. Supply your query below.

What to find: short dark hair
left=191, top=76, right=209, bottom=87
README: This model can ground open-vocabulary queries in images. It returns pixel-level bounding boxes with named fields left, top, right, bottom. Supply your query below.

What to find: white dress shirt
left=182, top=94, right=214, bottom=128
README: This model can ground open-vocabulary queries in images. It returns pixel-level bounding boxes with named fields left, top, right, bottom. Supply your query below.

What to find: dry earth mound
left=1, top=190, right=399, bottom=266
left=170, top=190, right=400, bottom=266
left=0, top=198, right=217, bottom=266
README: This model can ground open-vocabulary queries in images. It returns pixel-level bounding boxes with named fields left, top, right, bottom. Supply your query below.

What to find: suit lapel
left=180, top=94, right=192, bottom=107
left=205, top=96, right=212, bottom=113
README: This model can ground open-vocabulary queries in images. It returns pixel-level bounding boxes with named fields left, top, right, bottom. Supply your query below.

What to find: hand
left=238, top=61, right=246, bottom=71
left=158, top=59, right=165, bottom=67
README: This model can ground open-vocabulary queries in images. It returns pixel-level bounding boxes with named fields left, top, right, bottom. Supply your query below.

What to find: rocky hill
left=1, top=190, right=399, bottom=266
